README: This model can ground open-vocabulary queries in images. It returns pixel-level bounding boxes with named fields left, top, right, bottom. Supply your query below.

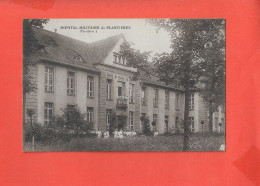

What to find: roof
left=31, top=27, right=184, bottom=91
left=32, top=27, right=124, bottom=73
left=89, top=34, right=125, bottom=64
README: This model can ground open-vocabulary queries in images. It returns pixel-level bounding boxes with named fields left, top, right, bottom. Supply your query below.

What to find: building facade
left=24, top=27, right=225, bottom=134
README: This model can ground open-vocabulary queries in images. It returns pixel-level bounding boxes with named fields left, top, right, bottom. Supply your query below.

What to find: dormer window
left=113, top=53, right=127, bottom=66
left=72, top=55, right=82, bottom=62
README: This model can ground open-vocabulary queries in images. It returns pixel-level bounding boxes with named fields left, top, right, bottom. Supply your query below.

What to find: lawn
left=23, top=134, right=225, bottom=152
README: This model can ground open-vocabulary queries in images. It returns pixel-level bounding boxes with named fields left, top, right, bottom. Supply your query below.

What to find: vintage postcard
left=23, top=19, right=226, bottom=152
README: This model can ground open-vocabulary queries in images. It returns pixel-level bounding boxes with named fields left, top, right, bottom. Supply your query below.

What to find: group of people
left=96, top=130, right=137, bottom=139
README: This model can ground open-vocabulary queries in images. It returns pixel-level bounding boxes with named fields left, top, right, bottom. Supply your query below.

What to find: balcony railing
left=116, top=97, right=128, bottom=110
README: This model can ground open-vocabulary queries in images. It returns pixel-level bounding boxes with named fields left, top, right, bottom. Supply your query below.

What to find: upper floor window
left=67, top=71, right=75, bottom=96
left=87, top=75, right=94, bottom=98
left=141, top=87, right=147, bottom=105
left=106, top=79, right=112, bottom=100
left=72, top=55, right=82, bottom=62
left=129, top=84, right=135, bottom=104
left=118, top=82, right=125, bottom=97
left=153, top=88, right=158, bottom=108
left=165, top=91, right=169, bottom=109
left=87, top=107, right=94, bottom=123
left=113, top=53, right=127, bottom=66
left=189, top=93, right=194, bottom=110
left=44, top=67, right=54, bottom=92
left=44, top=102, right=53, bottom=125
left=175, top=93, right=179, bottom=110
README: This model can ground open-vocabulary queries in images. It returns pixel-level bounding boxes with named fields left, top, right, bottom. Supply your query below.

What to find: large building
left=24, top=27, right=225, bottom=134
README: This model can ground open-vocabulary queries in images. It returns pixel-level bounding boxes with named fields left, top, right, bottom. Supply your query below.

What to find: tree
left=147, top=19, right=225, bottom=150
left=52, top=105, right=93, bottom=136
left=23, top=19, right=49, bottom=125
left=198, top=21, right=226, bottom=133
left=109, top=110, right=117, bottom=136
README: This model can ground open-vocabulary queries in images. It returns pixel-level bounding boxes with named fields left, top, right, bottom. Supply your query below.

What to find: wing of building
left=24, top=27, right=225, bottom=134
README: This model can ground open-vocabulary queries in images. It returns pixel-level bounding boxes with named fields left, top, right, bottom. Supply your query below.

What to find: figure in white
left=154, top=131, right=159, bottom=137
left=96, top=131, right=102, bottom=139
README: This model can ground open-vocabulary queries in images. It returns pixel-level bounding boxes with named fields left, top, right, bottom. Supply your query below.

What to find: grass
left=23, top=133, right=225, bottom=152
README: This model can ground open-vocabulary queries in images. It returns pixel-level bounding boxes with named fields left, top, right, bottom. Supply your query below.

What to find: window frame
left=189, top=117, right=195, bottom=133
left=129, top=83, right=135, bottom=104
left=87, top=107, right=94, bottom=123
left=175, top=93, right=179, bottom=110
left=44, top=66, right=54, bottom=92
left=189, top=93, right=195, bottom=110
left=165, top=91, right=169, bottom=109
left=141, top=87, right=147, bottom=106
left=44, top=102, right=54, bottom=125
left=87, top=75, right=94, bottom=98
left=129, top=111, right=134, bottom=131
left=106, top=79, right=112, bottom=100
left=153, top=88, right=158, bottom=108
left=67, top=71, right=76, bottom=96
left=106, top=109, right=112, bottom=130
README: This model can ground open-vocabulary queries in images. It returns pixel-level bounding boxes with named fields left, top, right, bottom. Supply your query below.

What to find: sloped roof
left=32, top=27, right=124, bottom=72
left=89, top=34, right=124, bottom=64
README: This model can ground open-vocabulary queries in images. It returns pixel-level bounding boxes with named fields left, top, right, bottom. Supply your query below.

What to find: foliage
left=140, top=115, right=151, bottom=135
left=23, top=19, right=49, bottom=95
left=146, top=19, right=225, bottom=149
left=51, top=105, right=93, bottom=136
left=109, top=110, right=117, bottom=136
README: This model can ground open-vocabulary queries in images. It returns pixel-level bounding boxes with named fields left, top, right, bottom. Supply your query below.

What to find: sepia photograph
left=23, top=19, right=226, bottom=152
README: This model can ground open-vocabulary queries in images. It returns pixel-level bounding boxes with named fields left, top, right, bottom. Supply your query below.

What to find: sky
left=43, top=19, right=172, bottom=57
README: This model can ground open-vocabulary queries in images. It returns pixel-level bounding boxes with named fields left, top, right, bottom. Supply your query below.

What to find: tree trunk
left=208, top=101, right=213, bottom=133
left=183, top=86, right=190, bottom=151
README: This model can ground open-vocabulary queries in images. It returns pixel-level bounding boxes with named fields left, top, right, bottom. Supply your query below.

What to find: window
left=67, top=71, right=75, bottom=96
left=87, top=76, right=94, bottom=97
left=189, top=93, right=194, bottom=110
left=175, top=117, right=179, bottom=127
left=122, top=57, right=126, bottom=65
left=118, top=82, right=124, bottom=97
left=106, top=109, right=112, bottom=130
left=140, top=113, right=146, bottom=131
left=153, top=89, right=158, bottom=107
left=44, top=102, right=53, bottom=125
left=87, top=107, right=94, bottom=123
left=215, top=117, right=218, bottom=130
left=141, top=87, right=147, bottom=105
left=44, top=67, right=54, bottom=92
left=118, top=56, right=121, bottom=64
left=165, top=91, right=169, bottom=109
left=175, top=93, right=179, bottom=110
left=113, top=54, right=118, bottom=63
left=129, top=84, right=135, bottom=104
left=152, top=114, right=157, bottom=131
left=129, top=111, right=134, bottom=130
left=165, top=115, right=169, bottom=132
left=67, top=104, right=75, bottom=109
left=189, top=117, right=194, bottom=133
left=106, top=79, right=112, bottom=100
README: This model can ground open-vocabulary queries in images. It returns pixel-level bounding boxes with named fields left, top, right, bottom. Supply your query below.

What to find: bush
left=24, top=123, right=58, bottom=142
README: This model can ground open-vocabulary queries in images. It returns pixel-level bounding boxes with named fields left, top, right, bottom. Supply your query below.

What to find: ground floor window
left=44, top=102, right=53, bottom=125
left=87, top=107, right=94, bottom=123
left=189, top=117, right=194, bottom=133
left=152, top=114, right=157, bottom=131
left=129, top=111, right=134, bottom=130
left=165, top=115, right=169, bottom=132
left=106, top=109, right=112, bottom=130
left=140, top=113, right=146, bottom=131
